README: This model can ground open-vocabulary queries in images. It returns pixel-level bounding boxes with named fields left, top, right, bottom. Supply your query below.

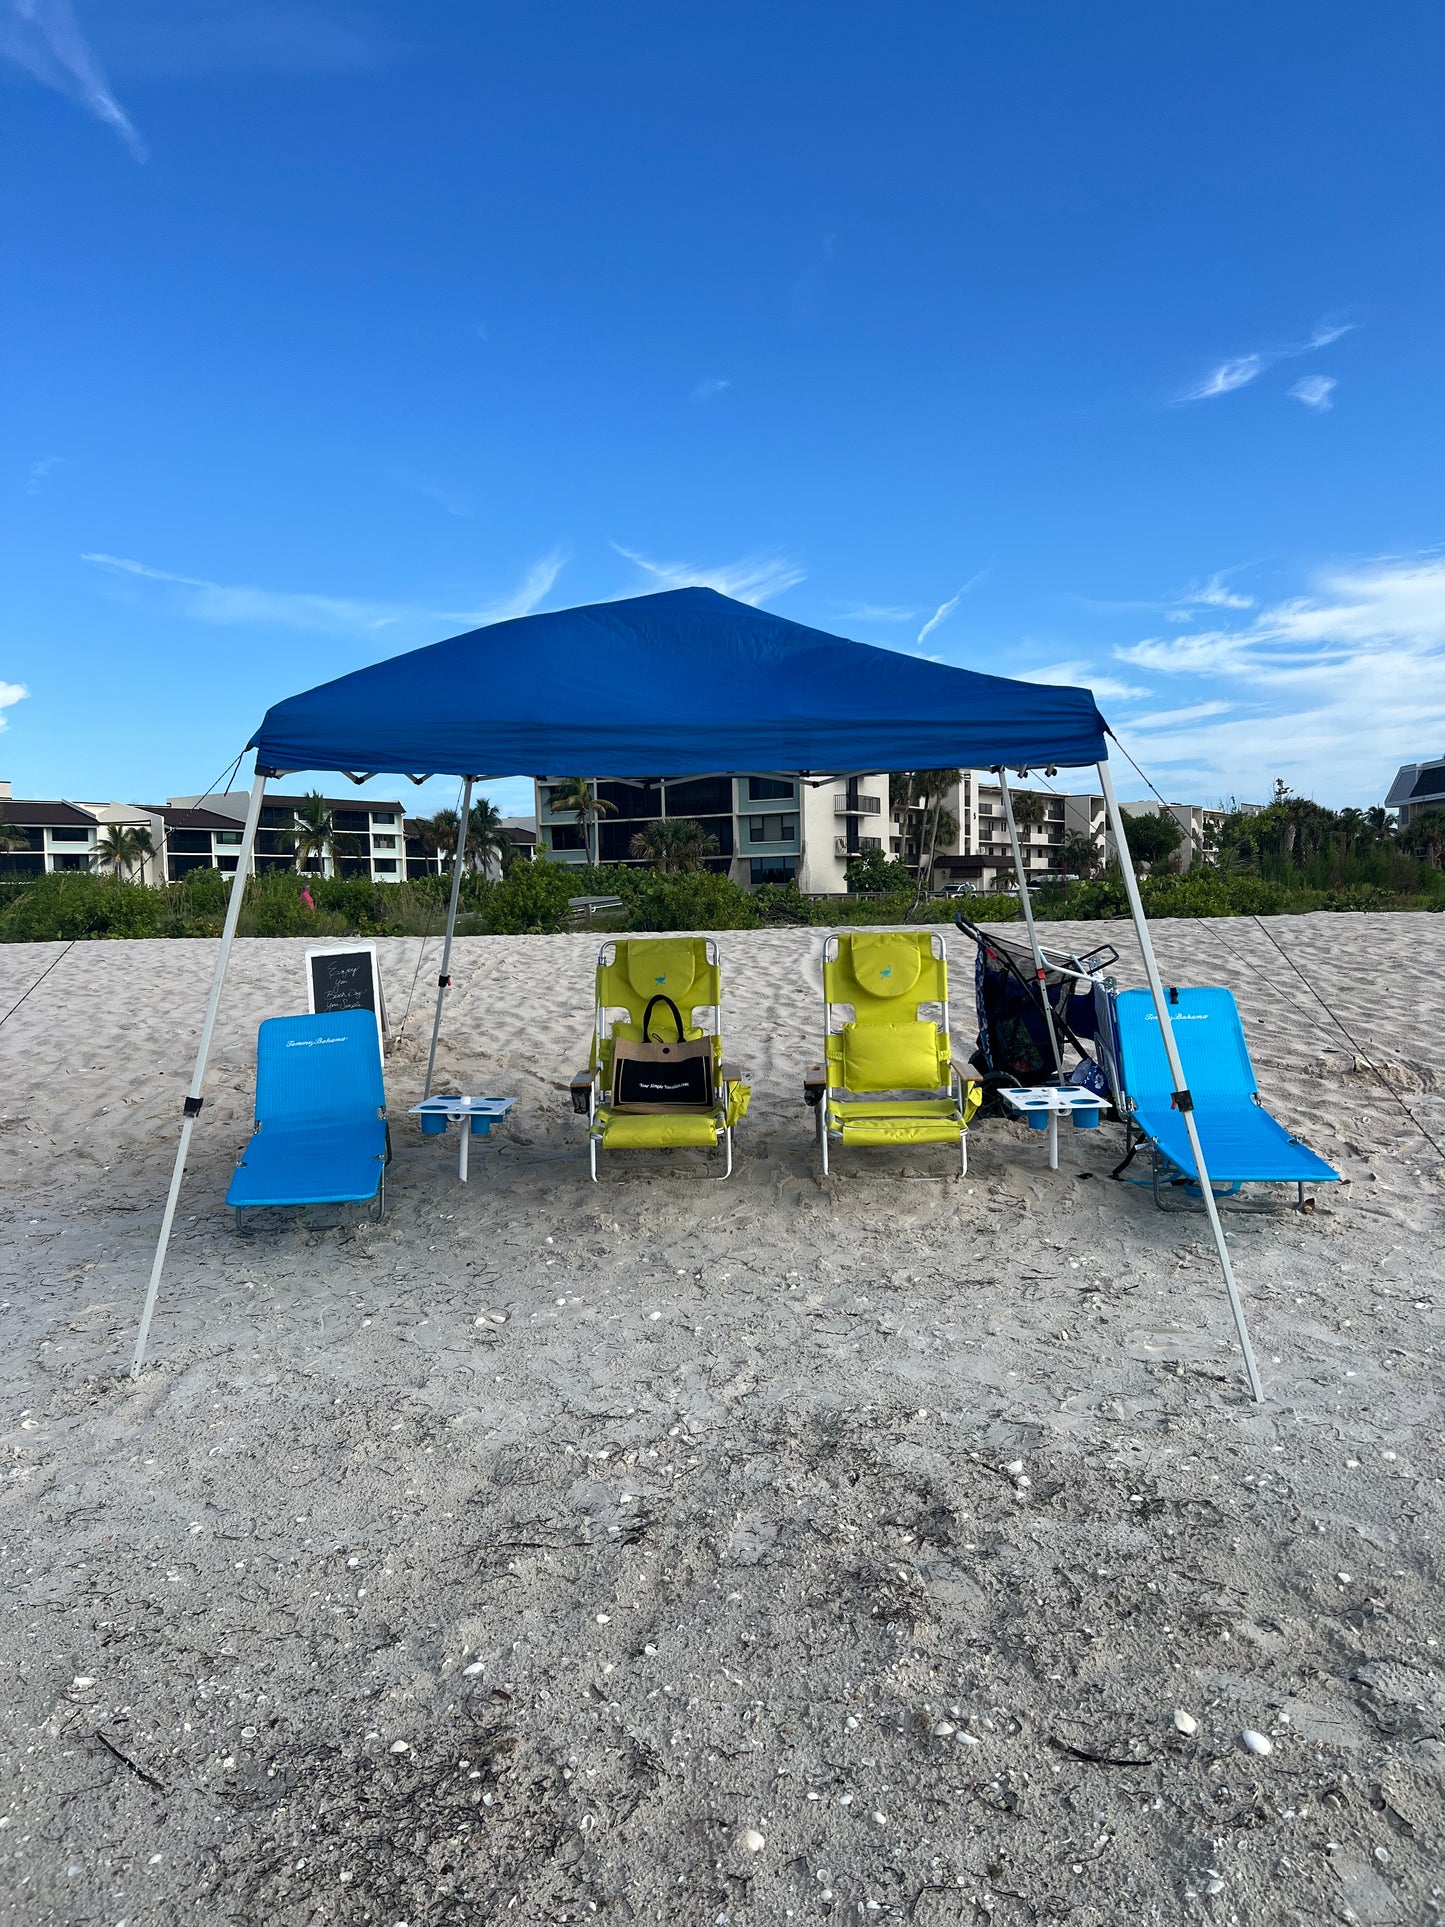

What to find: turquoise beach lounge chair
left=1101, top=985, right=1339, bottom=1208
left=226, top=1009, right=389, bottom=1220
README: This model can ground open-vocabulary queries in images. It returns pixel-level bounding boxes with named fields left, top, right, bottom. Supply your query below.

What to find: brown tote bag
left=610, top=994, right=715, bottom=1113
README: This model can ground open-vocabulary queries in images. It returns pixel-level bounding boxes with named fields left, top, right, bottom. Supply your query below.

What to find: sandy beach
left=1, top=915, right=1441, bottom=1925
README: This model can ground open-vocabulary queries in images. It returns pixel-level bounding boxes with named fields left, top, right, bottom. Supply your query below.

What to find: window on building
left=49, top=827, right=92, bottom=843
left=747, top=814, right=798, bottom=844
left=332, top=810, right=370, bottom=833
left=665, top=775, right=732, bottom=817
left=215, top=830, right=243, bottom=845
left=370, top=812, right=396, bottom=825
left=373, top=858, right=399, bottom=874
left=598, top=780, right=662, bottom=820
left=747, top=776, right=796, bottom=801
left=372, top=835, right=397, bottom=850
left=169, top=855, right=213, bottom=880
left=549, top=824, right=588, bottom=851
left=750, top=856, right=797, bottom=884
left=168, top=830, right=212, bottom=855
left=52, top=853, right=89, bottom=871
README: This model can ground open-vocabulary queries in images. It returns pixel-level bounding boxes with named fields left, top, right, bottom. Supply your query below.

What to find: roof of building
left=1385, top=756, right=1445, bottom=807
left=142, top=804, right=251, bottom=831
left=0, top=799, right=97, bottom=827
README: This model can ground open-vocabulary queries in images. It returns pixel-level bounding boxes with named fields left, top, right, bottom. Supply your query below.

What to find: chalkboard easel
left=305, top=942, right=388, bottom=1058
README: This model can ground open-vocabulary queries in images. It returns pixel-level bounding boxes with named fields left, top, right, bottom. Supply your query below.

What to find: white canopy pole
left=1098, top=759, right=1265, bottom=1403
left=423, top=776, right=474, bottom=1100
left=131, top=768, right=270, bottom=1377
left=997, top=767, right=1064, bottom=1078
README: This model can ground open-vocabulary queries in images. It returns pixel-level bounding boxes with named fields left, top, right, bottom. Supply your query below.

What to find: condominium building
left=169, top=792, right=411, bottom=881
left=1385, top=752, right=1445, bottom=828
left=896, top=772, right=1226, bottom=890
left=0, top=782, right=163, bottom=883
left=535, top=773, right=891, bottom=892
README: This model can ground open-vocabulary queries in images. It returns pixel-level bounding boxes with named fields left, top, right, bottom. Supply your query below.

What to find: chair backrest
left=1112, top=987, right=1259, bottom=1108
left=822, top=931, right=951, bottom=1091
left=255, top=1009, right=386, bottom=1129
left=593, top=937, right=723, bottom=1074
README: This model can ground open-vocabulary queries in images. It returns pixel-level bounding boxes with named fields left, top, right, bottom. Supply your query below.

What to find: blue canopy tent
left=132, top=589, right=1265, bottom=1401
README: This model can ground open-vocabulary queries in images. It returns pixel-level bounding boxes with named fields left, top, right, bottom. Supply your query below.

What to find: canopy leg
left=131, top=768, right=270, bottom=1377
left=423, top=777, right=474, bottom=1101
left=1098, top=760, right=1265, bottom=1403
left=997, top=767, right=1063, bottom=1077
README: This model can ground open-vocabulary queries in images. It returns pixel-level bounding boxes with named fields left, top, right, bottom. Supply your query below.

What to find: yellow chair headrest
left=624, top=938, right=698, bottom=1003
left=847, top=933, right=922, bottom=999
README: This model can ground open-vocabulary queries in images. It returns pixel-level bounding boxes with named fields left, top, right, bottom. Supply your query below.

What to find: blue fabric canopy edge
left=248, top=587, right=1109, bottom=777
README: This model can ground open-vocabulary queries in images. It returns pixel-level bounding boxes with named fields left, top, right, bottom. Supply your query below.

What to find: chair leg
left=820, top=1118, right=830, bottom=1178
left=959, top=1131, right=968, bottom=1179
left=589, top=1134, right=599, bottom=1183
left=720, top=1127, right=734, bottom=1180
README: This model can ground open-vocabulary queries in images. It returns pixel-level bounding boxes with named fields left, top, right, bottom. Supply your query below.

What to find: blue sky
left=5, top=0, right=1444, bottom=819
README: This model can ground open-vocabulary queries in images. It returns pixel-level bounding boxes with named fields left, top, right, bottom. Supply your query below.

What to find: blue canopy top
left=248, top=588, right=1109, bottom=777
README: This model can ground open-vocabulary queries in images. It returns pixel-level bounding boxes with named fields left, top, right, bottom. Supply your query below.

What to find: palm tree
left=628, top=818, right=720, bottom=873
left=548, top=777, right=617, bottom=865
left=280, top=792, right=356, bottom=875
left=409, top=812, right=450, bottom=875
left=1401, top=807, right=1445, bottom=870
left=894, top=768, right=961, bottom=909
left=0, top=821, right=32, bottom=860
left=1055, top=830, right=1098, bottom=880
left=92, top=822, right=154, bottom=882
left=466, top=795, right=512, bottom=876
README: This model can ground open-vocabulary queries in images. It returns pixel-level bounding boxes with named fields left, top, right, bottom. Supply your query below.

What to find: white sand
left=1, top=916, right=1441, bottom=1924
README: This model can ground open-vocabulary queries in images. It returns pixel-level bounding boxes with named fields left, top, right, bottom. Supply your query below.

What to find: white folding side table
left=999, top=1085, right=1110, bottom=1170
left=409, top=1096, right=517, bottom=1182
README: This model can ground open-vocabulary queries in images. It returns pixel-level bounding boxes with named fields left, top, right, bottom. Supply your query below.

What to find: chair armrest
left=570, top=1068, right=598, bottom=1116
left=803, top=1063, right=827, bottom=1107
left=719, top=1060, right=745, bottom=1083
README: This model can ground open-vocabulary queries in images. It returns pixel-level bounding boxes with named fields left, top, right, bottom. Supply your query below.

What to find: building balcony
left=834, top=794, right=882, bottom=815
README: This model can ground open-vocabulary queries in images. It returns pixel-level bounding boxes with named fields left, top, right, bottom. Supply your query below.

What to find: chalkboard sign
left=306, top=943, right=387, bottom=1056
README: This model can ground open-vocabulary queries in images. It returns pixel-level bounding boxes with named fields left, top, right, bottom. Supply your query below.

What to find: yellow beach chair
left=571, top=937, right=748, bottom=1181
left=807, top=930, right=980, bottom=1178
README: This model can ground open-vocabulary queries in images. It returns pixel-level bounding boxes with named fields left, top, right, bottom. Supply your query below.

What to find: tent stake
left=131, top=768, right=270, bottom=1377
left=423, top=777, right=474, bottom=1100
left=1098, top=759, right=1265, bottom=1404
left=997, top=767, right=1063, bottom=1077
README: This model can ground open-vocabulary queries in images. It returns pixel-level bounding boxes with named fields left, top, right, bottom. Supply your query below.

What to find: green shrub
left=624, top=869, right=763, bottom=931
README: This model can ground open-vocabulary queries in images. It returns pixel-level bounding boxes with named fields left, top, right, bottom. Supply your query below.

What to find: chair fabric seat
left=1134, top=1100, right=1338, bottom=1184
left=833, top=1112, right=968, bottom=1146
left=227, top=1120, right=388, bottom=1206
left=1111, top=987, right=1339, bottom=1188
left=593, top=1108, right=724, bottom=1149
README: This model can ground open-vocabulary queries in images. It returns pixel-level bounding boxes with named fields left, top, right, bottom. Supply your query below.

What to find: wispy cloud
left=1177, top=316, right=1357, bottom=405
left=0, top=680, right=28, bottom=729
left=25, top=454, right=62, bottom=494
left=82, top=551, right=565, bottom=634
left=1029, top=660, right=1152, bottom=704
left=916, top=568, right=989, bottom=645
left=832, top=603, right=922, bottom=624
left=691, top=378, right=729, bottom=402
left=2, top=0, right=145, bottom=158
left=1112, top=552, right=1445, bottom=800
left=611, top=544, right=805, bottom=606
left=1182, top=354, right=1265, bottom=402
left=403, top=479, right=474, bottom=519
left=1289, top=374, right=1337, bottom=413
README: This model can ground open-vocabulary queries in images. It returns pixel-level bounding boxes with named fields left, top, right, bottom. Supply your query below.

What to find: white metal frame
left=817, top=930, right=971, bottom=1181
left=423, top=776, right=475, bottom=1100
left=585, top=937, right=735, bottom=1182
left=131, top=769, right=271, bottom=1376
